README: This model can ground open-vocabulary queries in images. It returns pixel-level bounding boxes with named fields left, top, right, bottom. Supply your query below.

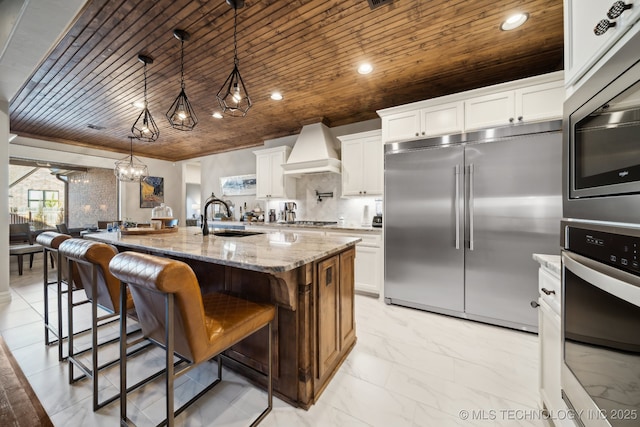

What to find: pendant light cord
left=143, top=62, right=148, bottom=105
left=180, top=38, right=185, bottom=89
left=233, top=6, right=239, bottom=66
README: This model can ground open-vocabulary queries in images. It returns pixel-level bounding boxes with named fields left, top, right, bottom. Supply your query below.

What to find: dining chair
left=9, top=223, right=52, bottom=275
left=109, top=251, right=275, bottom=427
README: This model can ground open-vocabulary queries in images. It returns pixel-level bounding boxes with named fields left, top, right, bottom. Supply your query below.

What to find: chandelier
left=166, top=29, right=198, bottom=130
left=115, top=136, right=149, bottom=182
left=131, top=54, right=160, bottom=141
left=216, top=0, right=252, bottom=117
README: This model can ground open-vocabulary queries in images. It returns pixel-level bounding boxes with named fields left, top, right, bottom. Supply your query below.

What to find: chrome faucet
left=201, top=193, right=231, bottom=236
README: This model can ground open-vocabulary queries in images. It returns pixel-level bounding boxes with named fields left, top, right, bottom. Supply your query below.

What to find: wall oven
left=561, top=221, right=640, bottom=427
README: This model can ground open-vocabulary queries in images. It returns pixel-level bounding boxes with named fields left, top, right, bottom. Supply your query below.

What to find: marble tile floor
left=1, top=257, right=546, bottom=426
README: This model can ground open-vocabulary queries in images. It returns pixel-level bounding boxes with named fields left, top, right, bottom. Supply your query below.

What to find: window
left=28, top=190, right=59, bottom=209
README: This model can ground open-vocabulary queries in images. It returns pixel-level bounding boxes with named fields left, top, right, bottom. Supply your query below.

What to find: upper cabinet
left=564, top=0, right=640, bottom=88
left=253, top=146, right=296, bottom=199
left=465, top=80, right=564, bottom=131
left=381, top=102, right=463, bottom=143
left=338, top=130, right=383, bottom=197
left=379, top=72, right=564, bottom=143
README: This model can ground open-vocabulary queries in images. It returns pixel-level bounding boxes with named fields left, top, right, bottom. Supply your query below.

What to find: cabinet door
left=539, top=299, right=566, bottom=424
left=339, top=248, right=356, bottom=349
left=255, top=153, right=271, bottom=198
left=355, top=244, right=380, bottom=295
left=515, top=81, right=564, bottom=123
left=464, top=91, right=515, bottom=130
left=382, top=110, right=421, bottom=143
left=316, top=255, right=340, bottom=380
left=565, top=0, right=626, bottom=86
left=268, top=151, right=286, bottom=198
left=361, top=136, right=383, bottom=195
left=341, top=139, right=364, bottom=196
left=421, top=101, right=464, bottom=137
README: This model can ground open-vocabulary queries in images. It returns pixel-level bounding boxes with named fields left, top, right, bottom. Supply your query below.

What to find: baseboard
left=0, top=290, right=12, bottom=305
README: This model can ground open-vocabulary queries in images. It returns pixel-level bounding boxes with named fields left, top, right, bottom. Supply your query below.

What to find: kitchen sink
left=212, top=230, right=263, bottom=237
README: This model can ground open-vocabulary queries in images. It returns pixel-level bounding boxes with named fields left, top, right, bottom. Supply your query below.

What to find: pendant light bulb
left=166, top=30, right=198, bottom=130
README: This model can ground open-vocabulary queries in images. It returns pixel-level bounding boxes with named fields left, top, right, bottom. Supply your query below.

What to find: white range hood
left=281, top=122, right=341, bottom=177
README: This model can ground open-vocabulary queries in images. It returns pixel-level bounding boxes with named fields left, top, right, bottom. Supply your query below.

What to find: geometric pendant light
left=166, top=29, right=198, bottom=130
left=114, top=136, right=149, bottom=182
left=216, top=0, right=252, bottom=117
left=131, top=54, right=160, bottom=142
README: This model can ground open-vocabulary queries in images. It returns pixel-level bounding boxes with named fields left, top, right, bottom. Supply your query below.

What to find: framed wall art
left=220, top=174, right=256, bottom=196
left=140, top=176, right=164, bottom=208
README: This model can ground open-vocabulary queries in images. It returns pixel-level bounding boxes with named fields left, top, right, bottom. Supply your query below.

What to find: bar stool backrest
left=109, top=252, right=208, bottom=362
left=36, top=231, right=79, bottom=284
left=58, top=239, right=120, bottom=313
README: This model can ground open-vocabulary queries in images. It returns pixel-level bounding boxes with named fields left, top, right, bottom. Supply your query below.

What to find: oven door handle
left=563, top=251, right=640, bottom=307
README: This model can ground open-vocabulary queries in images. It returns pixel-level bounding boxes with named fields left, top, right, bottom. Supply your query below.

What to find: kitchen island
left=86, top=227, right=359, bottom=409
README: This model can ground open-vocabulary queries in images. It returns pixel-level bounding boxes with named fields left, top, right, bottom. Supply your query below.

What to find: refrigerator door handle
left=469, top=163, right=475, bottom=251
left=455, top=164, right=460, bottom=249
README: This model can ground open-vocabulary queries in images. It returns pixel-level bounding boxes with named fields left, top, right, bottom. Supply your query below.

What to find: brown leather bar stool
left=57, top=238, right=154, bottom=411
left=35, top=231, right=89, bottom=361
left=109, top=251, right=275, bottom=427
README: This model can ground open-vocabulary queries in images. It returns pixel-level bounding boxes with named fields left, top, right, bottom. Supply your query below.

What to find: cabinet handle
left=541, top=288, right=556, bottom=295
left=530, top=301, right=540, bottom=308
left=607, top=1, right=632, bottom=19
left=415, top=132, right=419, bottom=136
left=363, top=190, right=367, bottom=194
left=594, top=19, right=616, bottom=35
left=509, top=117, right=514, bottom=123
left=421, top=131, right=425, bottom=135
left=517, top=116, right=523, bottom=122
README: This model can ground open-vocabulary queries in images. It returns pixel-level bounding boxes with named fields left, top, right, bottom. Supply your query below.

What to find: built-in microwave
left=563, top=27, right=640, bottom=225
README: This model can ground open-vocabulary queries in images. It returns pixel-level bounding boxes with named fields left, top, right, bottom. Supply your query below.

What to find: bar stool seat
left=109, top=251, right=275, bottom=427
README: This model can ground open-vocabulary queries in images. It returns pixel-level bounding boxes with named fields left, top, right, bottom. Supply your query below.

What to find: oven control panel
left=567, top=226, right=640, bottom=274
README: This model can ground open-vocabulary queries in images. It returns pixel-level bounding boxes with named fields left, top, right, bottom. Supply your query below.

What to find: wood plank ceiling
left=9, top=0, right=564, bottom=162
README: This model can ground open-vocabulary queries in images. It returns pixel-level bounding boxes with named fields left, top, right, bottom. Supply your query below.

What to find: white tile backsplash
left=264, top=173, right=381, bottom=226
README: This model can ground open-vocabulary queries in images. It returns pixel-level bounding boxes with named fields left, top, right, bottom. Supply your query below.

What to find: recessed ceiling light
left=357, top=63, right=373, bottom=75
left=212, top=112, right=223, bottom=119
left=501, top=13, right=529, bottom=31
left=270, top=92, right=283, bottom=101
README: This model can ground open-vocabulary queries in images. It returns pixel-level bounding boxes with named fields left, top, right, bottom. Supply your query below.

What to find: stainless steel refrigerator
left=384, top=121, right=562, bottom=332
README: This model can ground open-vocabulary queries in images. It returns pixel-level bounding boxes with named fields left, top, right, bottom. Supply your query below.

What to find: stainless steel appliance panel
left=385, top=145, right=465, bottom=312
left=464, top=133, right=563, bottom=328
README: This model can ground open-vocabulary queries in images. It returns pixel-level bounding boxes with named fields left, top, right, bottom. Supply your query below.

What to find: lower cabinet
left=314, top=248, right=356, bottom=394
left=536, top=261, right=576, bottom=427
left=327, top=231, right=382, bottom=297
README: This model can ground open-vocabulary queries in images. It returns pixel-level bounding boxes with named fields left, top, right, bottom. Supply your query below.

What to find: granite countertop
left=533, top=253, right=561, bottom=276
left=219, top=221, right=382, bottom=233
left=85, top=227, right=360, bottom=273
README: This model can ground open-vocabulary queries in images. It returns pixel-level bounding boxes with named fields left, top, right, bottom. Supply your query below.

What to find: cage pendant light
left=166, top=30, right=198, bottom=130
left=216, top=0, right=252, bottom=117
left=131, top=54, right=160, bottom=142
left=115, top=137, right=149, bottom=182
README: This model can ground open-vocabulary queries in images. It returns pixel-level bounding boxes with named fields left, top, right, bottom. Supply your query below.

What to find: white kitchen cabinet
left=564, top=0, right=640, bottom=87
left=327, top=231, right=382, bottom=296
left=535, top=258, right=575, bottom=427
left=464, top=91, right=515, bottom=130
left=338, top=130, right=383, bottom=197
left=253, top=146, right=296, bottom=199
left=381, top=102, right=463, bottom=143
left=464, top=80, right=564, bottom=131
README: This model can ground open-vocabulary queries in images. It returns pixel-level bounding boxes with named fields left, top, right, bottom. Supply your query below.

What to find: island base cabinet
left=195, top=247, right=356, bottom=410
